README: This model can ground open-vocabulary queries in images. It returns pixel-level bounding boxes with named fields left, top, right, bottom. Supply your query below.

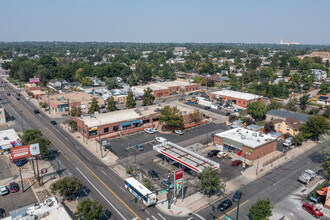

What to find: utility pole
left=36, top=157, right=41, bottom=186
left=167, top=170, right=171, bottom=209
left=236, top=200, right=240, bottom=220
left=19, top=166, right=25, bottom=193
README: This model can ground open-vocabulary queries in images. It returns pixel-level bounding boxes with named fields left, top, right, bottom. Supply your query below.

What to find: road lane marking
left=6, top=95, right=31, bottom=119
left=76, top=167, right=127, bottom=220
left=157, top=213, right=166, bottom=220
left=151, top=216, right=158, bottom=220
left=45, top=123, right=141, bottom=219
left=40, top=129, right=70, bottom=161
left=144, top=209, right=149, bottom=214
left=86, top=156, right=92, bottom=161
left=101, top=170, right=107, bottom=175
left=119, top=186, right=126, bottom=192
left=194, top=213, right=206, bottom=220
left=217, top=200, right=249, bottom=220
left=273, top=180, right=279, bottom=186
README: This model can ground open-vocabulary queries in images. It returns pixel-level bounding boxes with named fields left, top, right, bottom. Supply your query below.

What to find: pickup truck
left=298, top=169, right=316, bottom=184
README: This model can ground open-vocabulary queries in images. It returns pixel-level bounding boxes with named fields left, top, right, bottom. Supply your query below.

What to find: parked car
left=155, top=137, right=167, bottom=143
left=15, top=159, right=28, bottom=167
left=148, top=170, right=160, bottom=180
left=25, top=97, right=30, bottom=100
left=0, top=186, right=9, bottom=196
left=17, top=93, right=21, bottom=96
left=9, top=182, right=19, bottom=193
left=302, top=203, right=323, bottom=218
left=7, top=93, right=10, bottom=96
left=144, top=128, right=154, bottom=134
left=0, top=208, right=5, bottom=218
left=174, top=130, right=184, bottom=135
left=283, top=137, right=293, bottom=147
left=225, top=112, right=231, bottom=116
left=218, top=199, right=232, bottom=211
left=217, top=152, right=228, bottom=159
left=231, top=160, right=243, bottom=166
left=232, top=191, right=242, bottom=202
left=162, top=178, right=174, bottom=189
left=134, top=144, right=144, bottom=151
left=208, top=150, right=220, bottom=157
left=51, top=121, right=57, bottom=125
left=16, top=97, right=20, bottom=101
left=34, top=109, right=40, bottom=114
left=150, top=128, right=158, bottom=133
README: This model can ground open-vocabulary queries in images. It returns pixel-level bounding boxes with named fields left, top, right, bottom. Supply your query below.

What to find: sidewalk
left=157, top=140, right=318, bottom=216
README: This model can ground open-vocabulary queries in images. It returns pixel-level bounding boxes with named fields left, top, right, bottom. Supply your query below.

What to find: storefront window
left=104, top=127, right=109, bottom=133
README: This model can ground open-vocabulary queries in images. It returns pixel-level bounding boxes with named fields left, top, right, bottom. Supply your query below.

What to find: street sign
left=175, top=180, right=183, bottom=190
left=175, top=169, right=183, bottom=181
left=226, top=216, right=233, bottom=220
left=159, top=189, right=167, bottom=194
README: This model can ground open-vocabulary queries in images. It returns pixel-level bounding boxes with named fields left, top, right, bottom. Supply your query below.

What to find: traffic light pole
left=167, top=170, right=171, bottom=209
left=236, top=200, right=240, bottom=220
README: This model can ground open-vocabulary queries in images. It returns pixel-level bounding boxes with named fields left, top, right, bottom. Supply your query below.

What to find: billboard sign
left=11, top=143, right=40, bottom=160
left=29, top=78, right=40, bottom=83
left=175, top=169, right=183, bottom=181
left=175, top=179, right=183, bottom=190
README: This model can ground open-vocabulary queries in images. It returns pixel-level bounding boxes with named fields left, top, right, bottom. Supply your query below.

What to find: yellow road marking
left=6, top=95, right=30, bottom=119
left=273, top=180, right=279, bottom=186
left=40, top=129, right=70, bottom=161
left=217, top=200, right=249, bottom=220
left=45, top=127, right=141, bottom=219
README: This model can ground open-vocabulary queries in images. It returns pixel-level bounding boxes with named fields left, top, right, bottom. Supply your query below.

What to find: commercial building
left=209, top=90, right=263, bottom=108
left=271, top=116, right=302, bottom=137
left=39, top=92, right=104, bottom=115
left=74, top=103, right=203, bottom=139
left=0, top=129, right=21, bottom=153
left=132, top=80, right=199, bottom=98
left=213, top=128, right=277, bottom=161
left=24, top=83, right=41, bottom=93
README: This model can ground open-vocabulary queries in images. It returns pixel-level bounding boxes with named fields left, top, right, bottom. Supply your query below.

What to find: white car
left=25, top=97, right=30, bottom=100
left=174, top=130, right=184, bottom=135
left=144, top=128, right=158, bottom=134
left=150, top=128, right=158, bottom=133
left=0, top=186, right=9, bottom=196
left=155, top=137, right=167, bottom=143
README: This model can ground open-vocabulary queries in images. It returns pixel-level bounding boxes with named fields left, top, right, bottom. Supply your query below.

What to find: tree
left=300, top=115, right=330, bottom=140
left=106, top=96, right=117, bottom=112
left=264, top=122, right=275, bottom=133
left=198, top=167, right=225, bottom=196
left=285, top=98, right=298, bottom=112
left=126, top=90, right=136, bottom=109
left=189, top=109, right=202, bottom=122
left=74, top=198, right=103, bottom=220
left=267, top=101, right=283, bottom=111
left=50, top=176, right=82, bottom=198
left=249, top=198, right=273, bottom=220
left=88, top=97, right=100, bottom=114
left=292, top=134, right=305, bottom=147
left=159, top=105, right=183, bottom=130
left=322, top=157, right=330, bottom=176
left=247, top=101, right=267, bottom=121
left=126, top=165, right=134, bottom=175
left=71, top=106, right=82, bottom=117
left=299, top=95, right=309, bottom=110
left=21, top=129, right=51, bottom=157
left=320, top=83, right=330, bottom=95
left=81, top=77, right=93, bottom=86
left=142, top=87, right=155, bottom=106
left=323, top=109, right=330, bottom=119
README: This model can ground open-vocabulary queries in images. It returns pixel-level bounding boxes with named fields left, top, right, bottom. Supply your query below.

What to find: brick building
left=213, top=128, right=277, bottom=161
left=132, top=80, right=199, bottom=99
left=209, top=90, right=263, bottom=108
left=25, top=83, right=41, bottom=93
left=74, top=103, right=203, bottom=139
left=39, top=92, right=104, bottom=115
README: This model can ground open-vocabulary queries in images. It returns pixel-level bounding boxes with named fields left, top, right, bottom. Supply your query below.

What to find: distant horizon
left=1, top=0, right=329, bottom=44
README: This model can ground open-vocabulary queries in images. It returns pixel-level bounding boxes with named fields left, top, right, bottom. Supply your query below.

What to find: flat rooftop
left=132, top=80, right=197, bottom=91
left=81, top=103, right=193, bottom=128
left=215, top=128, right=276, bottom=149
left=153, top=141, right=219, bottom=173
left=41, top=92, right=103, bottom=106
left=210, top=90, right=262, bottom=101
left=0, top=129, right=21, bottom=151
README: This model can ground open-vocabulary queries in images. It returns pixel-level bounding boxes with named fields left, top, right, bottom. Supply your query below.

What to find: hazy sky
left=1, top=0, right=329, bottom=44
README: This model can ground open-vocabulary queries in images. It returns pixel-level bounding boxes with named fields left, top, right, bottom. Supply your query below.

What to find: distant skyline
left=1, top=0, right=329, bottom=44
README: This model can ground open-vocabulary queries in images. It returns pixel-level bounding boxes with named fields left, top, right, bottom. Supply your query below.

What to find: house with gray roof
left=266, top=110, right=310, bottom=123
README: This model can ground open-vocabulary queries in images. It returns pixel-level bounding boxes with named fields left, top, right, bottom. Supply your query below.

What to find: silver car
left=0, top=186, right=9, bottom=196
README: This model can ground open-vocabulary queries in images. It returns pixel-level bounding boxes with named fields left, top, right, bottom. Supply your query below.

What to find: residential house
left=271, top=116, right=302, bottom=136
left=312, top=69, right=327, bottom=81
left=258, top=78, right=272, bottom=85
left=47, top=79, right=62, bottom=91
left=266, top=110, right=310, bottom=123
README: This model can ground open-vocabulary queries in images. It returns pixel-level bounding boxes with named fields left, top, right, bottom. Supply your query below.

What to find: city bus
left=124, top=177, right=157, bottom=207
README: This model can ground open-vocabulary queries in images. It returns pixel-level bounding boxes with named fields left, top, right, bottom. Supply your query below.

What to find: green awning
left=223, top=137, right=243, bottom=150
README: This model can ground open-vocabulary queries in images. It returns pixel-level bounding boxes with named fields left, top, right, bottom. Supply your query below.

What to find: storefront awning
left=223, top=137, right=243, bottom=150
left=120, top=122, right=131, bottom=127
left=133, top=120, right=141, bottom=124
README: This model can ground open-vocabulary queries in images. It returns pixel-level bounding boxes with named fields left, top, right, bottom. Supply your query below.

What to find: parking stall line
left=194, top=213, right=206, bottom=220
left=151, top=216, right=158, bottom=220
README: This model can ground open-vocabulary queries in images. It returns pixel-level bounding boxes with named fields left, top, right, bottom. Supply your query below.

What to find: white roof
left=0, top=129, right=20, bottom=150
left=211, top=90, right=262, bottom=101
left=215, top=128, right=276, bottom=149
left=132, top=80, right=197, bottom=92
left=125, top=177, right=153, bottom=196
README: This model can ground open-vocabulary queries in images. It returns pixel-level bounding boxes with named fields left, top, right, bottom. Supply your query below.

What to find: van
left=283, top=137, right=292, bottom=147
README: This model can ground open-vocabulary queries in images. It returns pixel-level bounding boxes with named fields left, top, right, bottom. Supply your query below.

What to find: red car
left=9, top=182, right=19, bottom=193
left=231, top=160, right=242, bottom=166
left=302, top=203, right=323, bottom=218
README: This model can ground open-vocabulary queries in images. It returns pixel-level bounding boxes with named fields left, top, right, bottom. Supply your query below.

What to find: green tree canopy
left=189, top=109, right=202, bottom=122
left=21, top=129, right=51, bottom=157
left=198, top=167, right=225, bottom=196
left=88, top=97, right=100, bottom=114
left=247, top=101, right=267, bottom=121
left=142, top=87, right=155, bottom=106
left=126, top=90, right=136, bottom=109
left=50, top=176, right=82, bottom=198
left=159, top=105, right=183, bottom=130
left=285, top=98, right=298, bottom=112
left=267, top=101, right=283, bottom=111
left=322, top=157, right=330, bottom=176
left=81, top=77, right=93, bottom=86
left=106, top=96, right=117, bottom=112
left=301, top=115, right=330, bottom=140
left=71, top=106, right=82, bottom=117
left=320, top=83, right=330, bottom=95
left=74, top=198, right=103, bottom=220
left=249, top=198, right=273, bottom=220
left=292, top=134, right=305, bottom=147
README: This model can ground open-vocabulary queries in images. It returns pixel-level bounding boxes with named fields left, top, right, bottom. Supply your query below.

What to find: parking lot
left=0, top=156, right=38, bottom=217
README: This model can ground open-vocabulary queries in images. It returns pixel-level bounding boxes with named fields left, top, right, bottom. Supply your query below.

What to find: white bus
left=124, top=177, right=157, bottom=207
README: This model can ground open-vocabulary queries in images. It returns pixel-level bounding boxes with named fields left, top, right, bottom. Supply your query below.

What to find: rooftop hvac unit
left=241, top=135, right=246, bottom=140
left=257, top=139, right=261, bottom=142
left=252, top=132, right=257, bottom=137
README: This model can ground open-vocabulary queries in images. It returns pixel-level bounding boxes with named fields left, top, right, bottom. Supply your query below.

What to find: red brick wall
left=184, top=84, right=199, bottom=93
left=153, top=88, right=170, bottom=98
left=208, top=93, right=263, bottom=108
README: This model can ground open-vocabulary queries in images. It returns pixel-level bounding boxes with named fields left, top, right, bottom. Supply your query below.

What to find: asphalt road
left=196, top=144, right=325, bottom=220
left=0, top=79, right=180, bottom=220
